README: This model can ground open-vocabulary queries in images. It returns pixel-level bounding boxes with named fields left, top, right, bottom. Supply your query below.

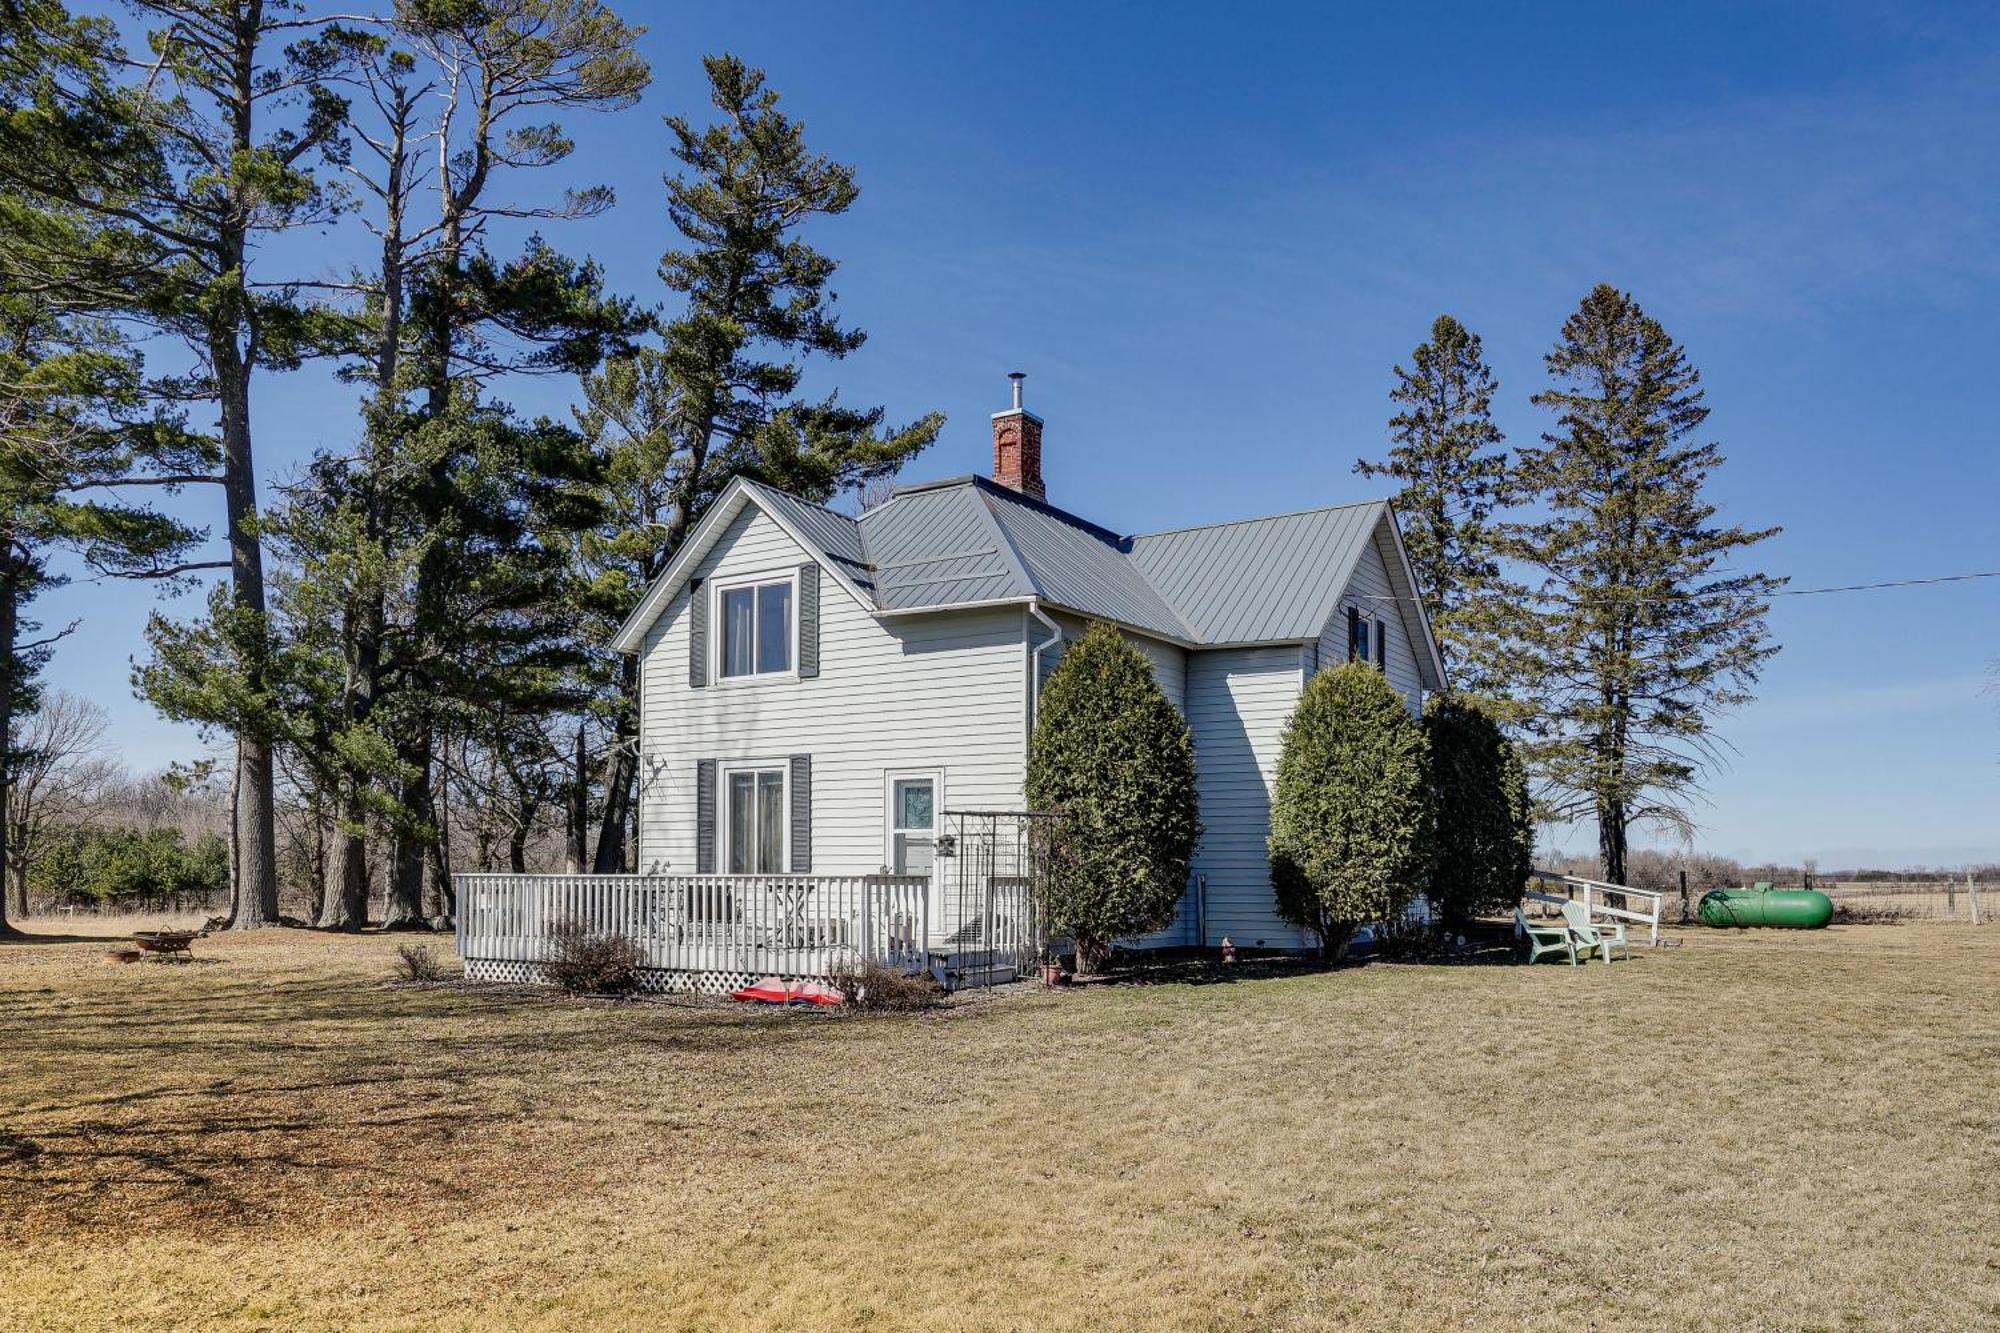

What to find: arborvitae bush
left=1423, top=696, right=1533, bottom=928
left=1027, top=623, right=1200, bottom=973
left=1269, top=662, right=1433, bottom=956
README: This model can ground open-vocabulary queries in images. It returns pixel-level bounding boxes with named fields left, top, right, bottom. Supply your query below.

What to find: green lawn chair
left=1561, top=899, right=1633, bottom=963
left=1515, top=907, right=1576, bottom=966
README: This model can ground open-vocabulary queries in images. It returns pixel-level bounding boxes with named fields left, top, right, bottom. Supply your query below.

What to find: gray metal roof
left=728, top=476, right=1398, bottom=649
left=745, top=481, right=875, bottom=592
left=1128, top=500, right=1387, bottom=643
left=973, top=485, right=1195, bottom=640
left=858, top=482, right=1029, bottom=609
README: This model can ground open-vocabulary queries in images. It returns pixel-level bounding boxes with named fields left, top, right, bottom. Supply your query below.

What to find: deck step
left=946, top=962, right=1018, bottom=990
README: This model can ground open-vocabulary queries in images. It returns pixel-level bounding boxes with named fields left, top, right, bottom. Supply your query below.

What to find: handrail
left=1526, top=870, right=1664, bottom=946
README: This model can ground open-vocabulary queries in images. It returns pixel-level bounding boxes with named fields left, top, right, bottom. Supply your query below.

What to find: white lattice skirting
left=463, top=956, right=782, bottom=996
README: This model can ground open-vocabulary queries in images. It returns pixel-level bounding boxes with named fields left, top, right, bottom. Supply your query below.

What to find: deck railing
left=1526, top=870, right=1665, bottom=946
left=455, top=872, right=934, bottom=979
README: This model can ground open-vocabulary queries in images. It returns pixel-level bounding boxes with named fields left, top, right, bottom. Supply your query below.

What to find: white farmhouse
left=600, top=377, right=1446, bottom=960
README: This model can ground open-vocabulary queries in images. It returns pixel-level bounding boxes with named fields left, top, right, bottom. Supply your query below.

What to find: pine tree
left=1269, top=662, right=1433, bottom=957
left=0, top=236, right=209, bottom=935
left=573, top=53, right=943, bottom=873
left=1505, top=284, right=1782, bottom=885
left=237, top=0, right=648, bottom=928
left=1026, top=624, right=1200, bottom=973
left=1355, top=314, right=1520, bottom=709
left=0, top=0, right=352, bottom=927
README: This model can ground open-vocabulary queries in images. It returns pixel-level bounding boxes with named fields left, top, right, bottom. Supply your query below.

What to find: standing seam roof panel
left=977, top=490, right=1195, bottom=641
left=859, top=483, right=1031, bottom=610
left=1128, top=502, right=1383, bottom=642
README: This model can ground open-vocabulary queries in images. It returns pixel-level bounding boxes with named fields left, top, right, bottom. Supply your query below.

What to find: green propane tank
left=1698, top=887, right=1834, bottom=929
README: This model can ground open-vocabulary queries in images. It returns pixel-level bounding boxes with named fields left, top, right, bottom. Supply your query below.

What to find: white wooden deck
left=455, top=872, right=934, bottom=987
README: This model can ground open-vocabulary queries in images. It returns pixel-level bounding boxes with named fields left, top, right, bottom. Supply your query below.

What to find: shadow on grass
left=1080, top=938, right=1542, bottom=988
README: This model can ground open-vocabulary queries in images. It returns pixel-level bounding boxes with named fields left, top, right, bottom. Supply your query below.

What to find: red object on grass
left=729, top=976, right=845, bottom=1006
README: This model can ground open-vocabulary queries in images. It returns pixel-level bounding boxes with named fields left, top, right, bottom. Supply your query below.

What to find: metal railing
left=455, top=872, right=933, bottom=979
left=1526, top=870, right=1665, bottom=946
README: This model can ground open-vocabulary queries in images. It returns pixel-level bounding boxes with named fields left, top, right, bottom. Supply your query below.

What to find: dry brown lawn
left=1, top=921, right=1995, bottom=1331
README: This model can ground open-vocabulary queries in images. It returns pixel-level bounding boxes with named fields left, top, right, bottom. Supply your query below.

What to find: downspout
left=1027, top=600, right=1063, bottom=739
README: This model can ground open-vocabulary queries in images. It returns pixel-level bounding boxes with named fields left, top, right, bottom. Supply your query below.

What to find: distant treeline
left=1551, top=849, right=2000, bottom=891
left=27, top=825, right=228, bottom=913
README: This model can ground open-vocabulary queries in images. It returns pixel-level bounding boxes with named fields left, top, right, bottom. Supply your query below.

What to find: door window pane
left=894, top=779, right=933, bottom=830
left=757, top=771, right=785, bottom=873
left=721, top=587, right=756, bottom=677
left=756, top=582, right=792, bottom=674
left=727, top=771, right=754, bottom=872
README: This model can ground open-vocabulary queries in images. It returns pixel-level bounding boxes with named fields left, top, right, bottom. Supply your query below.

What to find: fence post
left=1948, top=877, right=1957, bottom=915
left=1970, top=873, right=1982, bottom=927
left=1679, top=870, right=1690, bottom=925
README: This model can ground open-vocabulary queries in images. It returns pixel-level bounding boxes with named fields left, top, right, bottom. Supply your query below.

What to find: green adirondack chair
left=1515, top=907, right=1576, bottom=966
left=1561, top=899, right=1633, bottom=963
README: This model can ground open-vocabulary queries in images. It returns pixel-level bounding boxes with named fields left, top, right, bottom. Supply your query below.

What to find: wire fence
left=1816, top=880, right=1989, bottom=924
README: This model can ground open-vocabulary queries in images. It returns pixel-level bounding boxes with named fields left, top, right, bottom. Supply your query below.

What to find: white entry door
left=886, top=773, right=940, bottom=876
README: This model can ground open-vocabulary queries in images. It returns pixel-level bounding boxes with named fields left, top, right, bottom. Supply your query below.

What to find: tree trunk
left=1598, top=798, right=1628, bottom=887
left=317, top=800, right=369, bottom=930
left=591, top=655, right=639, bottom=872
left=215, top=343, right=281, bottom=929
left=431, top=755, right=454, bottom=920
left=383, top=737, right=431, bottom=929
left=11, top=856, right=30, bottom=922
left=0, top=560, right=16, bottom=938
left=567, top=723, right=588, bottom=872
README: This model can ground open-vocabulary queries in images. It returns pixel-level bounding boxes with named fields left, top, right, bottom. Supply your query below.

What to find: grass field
left=2, top=921, right=1995, bottom=1331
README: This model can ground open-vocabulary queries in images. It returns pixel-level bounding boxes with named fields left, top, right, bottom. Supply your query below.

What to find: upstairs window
left=1349, top=607, right=1370, bottom=663
left=718, top=576, right=793, bottom=678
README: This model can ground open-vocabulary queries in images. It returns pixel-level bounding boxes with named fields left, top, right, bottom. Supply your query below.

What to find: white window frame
left=711, top=566, right=800, bottom=685
left=882, top=768, right=944, bottom=875
left=719, top=758, right=790, bottom=874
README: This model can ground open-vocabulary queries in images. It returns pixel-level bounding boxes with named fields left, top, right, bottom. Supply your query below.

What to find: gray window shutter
left=1376, top=616, right=1388, bottom=668
left=1346, top=606, right=1360, bottom=661
left=788, top=754, right=811, bottom=872
left=688, top=578, right=707, bottom=688
left=695, top=759, right=716, bottom=873
left=797, top=563, right=820, bottom=679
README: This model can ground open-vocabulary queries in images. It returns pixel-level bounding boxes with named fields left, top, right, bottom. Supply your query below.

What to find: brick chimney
left=990, top=371, right=1045, bottom=501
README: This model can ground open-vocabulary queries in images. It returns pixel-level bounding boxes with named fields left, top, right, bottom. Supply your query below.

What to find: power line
left=1354, top=568, right=2000, bottom=608
left=1765, top=570, right=2000, bottom=598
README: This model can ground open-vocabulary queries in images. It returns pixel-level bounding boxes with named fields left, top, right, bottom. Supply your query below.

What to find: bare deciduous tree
left=6, top=691, right=117, bottom=916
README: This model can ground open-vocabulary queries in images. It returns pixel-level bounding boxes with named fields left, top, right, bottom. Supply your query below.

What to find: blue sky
left=49, top=0, right=2000, bottom=867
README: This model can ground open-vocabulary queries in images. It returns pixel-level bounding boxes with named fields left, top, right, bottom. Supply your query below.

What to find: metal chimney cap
left=1007, top=371, right=1025, bottom=411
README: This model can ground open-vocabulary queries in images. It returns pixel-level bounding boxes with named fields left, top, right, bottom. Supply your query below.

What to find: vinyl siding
left=1184, top=645, right=1306, bottom=948
left=638, top=507, right=1028, bottom=873
left=1312, top=525, right=1426, bottom=712
left=1035, top=611, right=1187, bottom=714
